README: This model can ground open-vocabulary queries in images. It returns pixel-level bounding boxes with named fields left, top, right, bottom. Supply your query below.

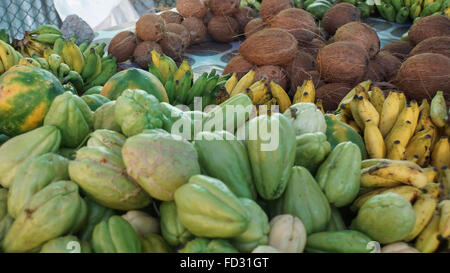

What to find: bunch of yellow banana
left=225, top=70, right=293, bottom=113
left=13, top=25, right=64, bottom=59
left=0, top=40, right=22, bottom=75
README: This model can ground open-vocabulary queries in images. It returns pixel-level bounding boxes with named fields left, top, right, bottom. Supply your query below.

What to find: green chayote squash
left=7, top=153, right=69, bottom=218
left=57, top=148, right=77, bottom=160
left=316, top=142, right=362, bottom=207
left=247, top=113, right=296, bottom=200
left=68, top=146, right=151, bottom=210
left=83, top=86, right=103, bottom=95
left=91, top=215, right=141, bottom=253
left=326, top=206, right=347, bottom=232
left=44, top=91, right=93, bottom=148
left=174, top=175, right=249, bottom=238
left=3, top=181, right=83, bottom=253
left=122, top=210, right=159, bottom=236
left=231, top=198, right=270, bottom=253
left=82, top=94, right=110, bottom=111
left=0, top=189, right=13, bottom=249
left=86, top=129, right=126, bottom=156
left=305, top=230, right=374, bottom=253
left=159, top=102, right=205, bottom=140
left=270, top=166, right=331, bottom=234
left=0, top=125, right=61, bottom=188
left=78, top=197, right=116, bottom=241
left=140, top=234, right=172, bottom=253
left=114, top=89, right=165, bottom=137
left=284, top=103, right=326, bottom=136
left=194, top=131, right=256, bottom=199
left=39, top=235, right=92, bottom=253
left=295, top=132, right=331, bottom=174
left=93, top=101, right=121, bottom=132
left=268, top=214, right=307, bottom=253
left=160, top=201, right=193, bottom=247
left=179, top=238, right=239, bottom=253
left=353, top=193, right=416, bottom=244
left=68, top=197, right=88, bottom=235
left=122, top=133, right=200, bottom=201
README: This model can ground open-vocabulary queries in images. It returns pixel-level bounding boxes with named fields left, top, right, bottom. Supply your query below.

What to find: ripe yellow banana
left=351, top=185, right=420, bottom=211
left=245, top=79, right=264, bottom=102
left=385, top=104, right=416, bottom=150
left=0, top=40, right=16, bottom=70
left=415, top=212, right=441, bottom=253
left=293, top=79, right=315, bottom=104
left=379, top=91, right=406, bottom=137
left=361, top=158, right=390, bottom=169
left=269, top=81, right=291, bottom=113
left=405, top=133, right=433, bottom=167
left=368, top=86, right=385, bottom=115
left=347, top=119, right=361, bottom=134
left=151, top=50, right=161, bottom=69
left=360, top=160, right=428, bottom=189
left=18, top=57, right=41, bottom=68
left=430, top=91, right=448, bottom=128
left=431, top=136, right=450, bottom=170
left=67, top=40, right=85, bottom=74
left=410, top=100, right=420, bottom=134
left=440, top=166, right=450, bottom=199
left=225, top=73, right=238, bottom=94
left=359, top=80, right=372, bottom=92
left=404, top=193, right=438, bottom=242
left=438, top=200, right=450, bottom=239
left=356, top=96, right=380, bottom=129
left=415, top=99, right=430, bottom=133
left=0, top=59, right=4, bottom=74
left=251, top=80, right=269, bottom=104
left=364, top=119, right=386, bottom=158
left=293, top=85, right=303, bottom=104
left=423, top=167, right=439, bottom=183
left=350, top=95, right=365, bottom=129
left=173, top=60, right=192, bottom=83
left=231, top=70, right=255, bottom=96
left=423, top=182, right=442, bottom=199
left=316, top=99, right=325, bottom=114
left=387, top=140, right=406, bottom=160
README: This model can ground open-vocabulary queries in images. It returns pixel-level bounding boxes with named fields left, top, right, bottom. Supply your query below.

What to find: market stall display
left=0, top=0, right=449, bottom=254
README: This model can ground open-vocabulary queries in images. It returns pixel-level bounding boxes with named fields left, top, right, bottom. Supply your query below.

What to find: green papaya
left=316, top=142, right=362, bottom=207
left=78, top=197, right=116, bottom=241
left=114, top=89, right=165, bottom=137
left=0, top=125, right=61, bottom=188
left=194, top=131, right=256, bottom=199
left=140, top=234, right=172, bottom=253
left=68, top=146, right=152, bottom=210
left=247, top=113, right=296, bottom=200
left=86, top=129, right=126, bottom=156
left=91, top=215, right=142, bottom=253
left=0, top=189, right=13, bottom=249
left=3, top=181, right=83, bottom=253
left=122, top=133, right=200, bottom=201
left=7, top=153, right=69, bottom=218
left=295, top=132, right=331, bottom=174
left=160, top=201, right=193, bottom=247
left=44, top=91, right=93, bottom=148
left=270, top=166, right=331, bottom=234
left=174, top=175, right=249, bottom=238
left=179, top=238, right=239, bottom=253
left=326, top=206, right=347, bottom=232
left=305, top=230, right=373, bottom=253
left=231, top=198, right=270, bottom=253
left=82, top=94, right=110, bottom=111
left=39, top=235, right=92, bottom=253
left=93, top=101, right=121, bottom=132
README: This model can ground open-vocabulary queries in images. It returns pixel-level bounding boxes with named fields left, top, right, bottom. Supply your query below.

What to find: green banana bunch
left=82, top=55, right=117, bottom=91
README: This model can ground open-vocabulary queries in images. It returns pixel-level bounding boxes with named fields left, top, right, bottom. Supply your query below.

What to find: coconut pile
left=108, top=0, right=258, bottom=69
left=223, top=0, right=450, bottom=110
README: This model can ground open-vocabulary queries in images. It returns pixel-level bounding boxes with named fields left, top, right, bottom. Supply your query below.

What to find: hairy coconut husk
left=223, top=55, right=254, bottom=79
left=408, top=15, right=450, bottom=45
left=133, top=41, right=163, bottom=69
left=299, top=38, right=327, bottom=58
left=209, top=0, right=240, bottom=15
left=165, top=23, right=191, bottom=48
left=333, top=21, right=380, bottom=58
left=239, top=28, right=298, bottom=66
left=269, top=8, right=319, bottom=44
left=316, top=41, right=370, bottom=84
left=260, top=0, right=293, bottom=22
left=159, top=32, right=184, bottom=61
left=284, top=50, right=316, bottom=93
left=381, top=40, right=414, bottom=61
left=160, top=11, right=183, bottom=24
left=316, top=82, right=353, bottom=111
left=208, top=15, right=239, bottom=43
left=136, top=13, right=165, bottom=42
left=182, top=17, right=207, bottom=45
left=254, top=65, right=289, bottom=91
left=108, top=31, right=137, bottom=63
left=322, top=3, right=360, bottom=35
left=233, top=7, right=258, bottom=33
left=244, top=18, right=265, bottom=38
left=394, top=53, right=450, bottom=101
left=176, top=0, right=208, bottom=18
left=367, top=51, right=402, bottom=82
left=408, top=36, right=450, bottom=59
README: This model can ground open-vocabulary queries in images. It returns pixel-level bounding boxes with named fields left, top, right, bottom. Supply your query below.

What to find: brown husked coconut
left=289, top=70, right=323, bottom=96
left=322, top=3, right=360, bottom=35
left=239, top=28, right=299, bottom=66
left=316, top=83, right=353, bottom=111
left=260, top=0, right=292, bottom=22
left=182, top=17, right=207, bottom=45
left=210, top=0, right=240, bottom=15
left=408, top=36, right=450, bottom=59
left=244, top=18, right=265, bottom=38
left=367, top=51, right=402, bottom=82
left=333, top=22, right=380, bottom=58
left=165, top=23, right=191, bottom=48
left=208, top=16, right=240, bottom=43
left=284, top=51, right=316, bottom=92
left=136, top=13, right=166, bottom=41
left=300, top=38, right=327, bottom=58
left=176, top=0, right=208, bottom=18
left=254, top=65, right=289, bottom=90
left=203, top=10, right=214, bottom=25
left=160, top=11, right=183, bottom=24
left=108, top=31, right=137, bottom=63
left=381, top=40, right=414, bottom=61
left=269, top=8, right=318, bottom=44
left=408, top=15, right=450, bottom=45
left=395, top=53, right=450, bottom=101
left=159, top=32, right=184, bottom=61
left=316, top=42, right=370, bottom=84
left=223, top=55, right=254, bottom=79
left=133, top=41, right=163, bottom=69
left=234, top=7, right=258, bottom=33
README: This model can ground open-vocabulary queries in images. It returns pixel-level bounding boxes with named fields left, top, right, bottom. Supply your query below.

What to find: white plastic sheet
left=53, top=0, right=140, bottom=31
